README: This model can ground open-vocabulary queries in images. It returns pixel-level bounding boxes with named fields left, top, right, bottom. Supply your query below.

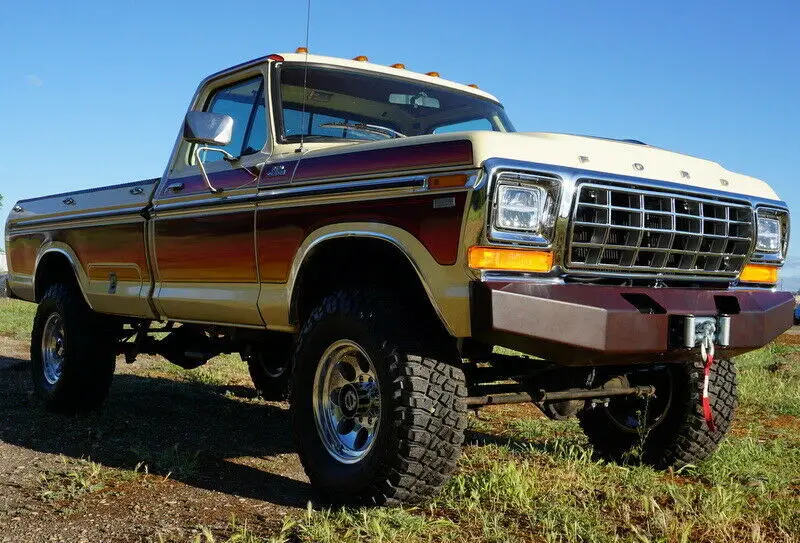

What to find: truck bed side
left=5, top=178, right=160, bottom=318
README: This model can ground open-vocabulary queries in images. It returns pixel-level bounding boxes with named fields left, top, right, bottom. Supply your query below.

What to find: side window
left=201, top=77, right=266, bottom=162
left=432, top=117, right=493, bottom=134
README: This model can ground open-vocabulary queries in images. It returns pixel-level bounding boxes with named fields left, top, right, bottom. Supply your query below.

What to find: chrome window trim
left=477, top=158, right=789, bottom=283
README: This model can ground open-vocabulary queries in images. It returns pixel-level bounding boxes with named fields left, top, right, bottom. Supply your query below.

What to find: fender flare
left=286, top=224, right=468, bottom=336
left=34, top=243, right=93, bottom=308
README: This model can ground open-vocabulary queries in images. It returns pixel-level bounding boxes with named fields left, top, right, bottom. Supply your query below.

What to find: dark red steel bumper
left=471, top=282, right=795, bottom=366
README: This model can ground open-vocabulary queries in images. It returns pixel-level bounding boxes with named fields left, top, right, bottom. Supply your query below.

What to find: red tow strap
left=702, top=353, right=716, bottom=432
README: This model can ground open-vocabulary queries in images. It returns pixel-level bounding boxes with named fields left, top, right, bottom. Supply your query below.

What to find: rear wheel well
left=291, top=237, right=449, bottom=337
left=35, top=252, right=81, bottom=303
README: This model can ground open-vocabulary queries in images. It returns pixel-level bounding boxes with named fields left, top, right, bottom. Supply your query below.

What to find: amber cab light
left=739, top=263, right=779, bottom=284
left=295, top=47, right=308, bottom=54
left=390, top=63, right=406, bottom=69
left=353, top=55, right=369, bottom=61
left=468, top=246, right=554, bottom=273
left=426, top=71, right=441, bottom=77
left=468, top=83, right=479, bottom=88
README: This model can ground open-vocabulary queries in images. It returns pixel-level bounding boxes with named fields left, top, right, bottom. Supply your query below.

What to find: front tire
left=579, top=359, right=737, bottom=468
left=31, top=284, right=118, bottom=413
left=291, top=289, right=468, bottom=505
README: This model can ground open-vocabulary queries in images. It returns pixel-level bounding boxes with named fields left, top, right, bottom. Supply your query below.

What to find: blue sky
left=1, top=0, right=798, bottom=289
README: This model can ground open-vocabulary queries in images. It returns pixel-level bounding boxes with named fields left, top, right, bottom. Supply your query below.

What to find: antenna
left=298, top=0, right=312, bottom=153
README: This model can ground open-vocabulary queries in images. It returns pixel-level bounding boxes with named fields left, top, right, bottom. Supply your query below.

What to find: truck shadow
left=0, top=359, right=312, bottom=508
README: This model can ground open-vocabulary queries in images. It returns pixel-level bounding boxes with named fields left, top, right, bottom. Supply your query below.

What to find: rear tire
left=291, top=289, right=468, bottom=505
left=245, top=336, right=292, bottom=401
left=579, top=359, right=737, bottom=467
left=30, top=284, right=118, bottom=413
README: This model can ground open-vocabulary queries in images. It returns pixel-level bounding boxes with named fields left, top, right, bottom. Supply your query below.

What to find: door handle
left=167, top=182, right=185, bottom=193
left=130, top=187, right=144, bottom=195
left=63, top=197, right=76, bottom=206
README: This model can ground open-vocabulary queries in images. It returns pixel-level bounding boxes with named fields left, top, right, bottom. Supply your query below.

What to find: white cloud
left=25, top=74, right=43, bottom=87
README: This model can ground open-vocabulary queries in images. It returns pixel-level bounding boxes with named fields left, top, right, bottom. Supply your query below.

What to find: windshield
left=276, top=64, right=515, bottom=142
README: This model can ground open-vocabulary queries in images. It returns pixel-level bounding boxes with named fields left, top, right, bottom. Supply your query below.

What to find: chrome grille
left=567, top=182, right=754, bottom=277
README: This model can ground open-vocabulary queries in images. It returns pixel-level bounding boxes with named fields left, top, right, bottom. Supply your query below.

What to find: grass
left=143, top=353, right=243, bottom=385
left=0, top=297, right=35, bottom=340
left=154, top=520, right=291, bottom=543
left=736, top=343, right=800, bottom=417
left=130, top=443, right=203, bottom=479
left=3, top=298, right=799, bottom=542
left=180, top=343, right=800, bottom=543
left=38, top=455, right=145, bottom=503
left=270, top=343, right=800, bottom=543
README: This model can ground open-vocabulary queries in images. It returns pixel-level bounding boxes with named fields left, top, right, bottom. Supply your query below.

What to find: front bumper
left=472, top=282, right=794, bottom=366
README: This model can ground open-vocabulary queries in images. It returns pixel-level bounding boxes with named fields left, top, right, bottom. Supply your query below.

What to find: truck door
left=150, top=70, right=268, bottom=326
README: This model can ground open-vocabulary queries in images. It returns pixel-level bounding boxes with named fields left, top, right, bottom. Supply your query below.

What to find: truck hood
left=468, top=131, right=780, bottom=201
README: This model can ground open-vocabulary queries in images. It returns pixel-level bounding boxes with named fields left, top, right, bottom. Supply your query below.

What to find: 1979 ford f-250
left=4, top=51, right=793, bottom=505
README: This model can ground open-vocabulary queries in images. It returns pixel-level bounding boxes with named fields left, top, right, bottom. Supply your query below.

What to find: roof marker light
left=468, top=84, right=479, bottom=88
left=390, top=63, right=406, bottom=69
left=426, top=71, right=440, bottom=77
left=267, top=54, right=284, bottom=62
left=295, top=47, right=308, bottom=53
left=353, top=55, right=369, bottom=61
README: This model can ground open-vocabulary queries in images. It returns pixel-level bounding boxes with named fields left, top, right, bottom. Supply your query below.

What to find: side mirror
left=183, top=111, right=234, bottom=145
left=182, top=111, right=236, bottom=194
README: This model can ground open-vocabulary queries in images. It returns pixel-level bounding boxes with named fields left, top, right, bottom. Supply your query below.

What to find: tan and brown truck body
left=6, top=51, right=795, bottom=505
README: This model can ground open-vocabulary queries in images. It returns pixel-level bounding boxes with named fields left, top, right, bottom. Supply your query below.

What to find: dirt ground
left=0, top=336, right=310, bottom=542
left=1, top=329, right=799, bottom=542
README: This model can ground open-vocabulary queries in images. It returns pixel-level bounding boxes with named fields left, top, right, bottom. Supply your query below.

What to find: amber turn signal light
left=428, top=174, right=468, bottom=189
left=739, top=263, right=779, bottom=284
left=468, top=247, right=554, bottom=273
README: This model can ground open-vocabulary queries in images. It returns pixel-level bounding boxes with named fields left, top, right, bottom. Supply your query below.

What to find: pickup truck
left=4, top=50, right=793, bottom=506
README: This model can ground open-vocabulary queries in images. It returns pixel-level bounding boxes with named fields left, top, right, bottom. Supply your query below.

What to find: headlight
left=496, top=185, right=545, bottom=231
left=756, top=216, right=780, bottom=252
left=754, top=208, right=789, bottom=261
left=490, top=172, right=560, bottom=245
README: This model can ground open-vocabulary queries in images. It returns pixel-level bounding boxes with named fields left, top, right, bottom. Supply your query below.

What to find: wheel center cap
left=340, top=385, right=359, bottom=417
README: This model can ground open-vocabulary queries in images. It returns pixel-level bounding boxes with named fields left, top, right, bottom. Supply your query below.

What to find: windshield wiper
left=319, top=122, right=407, bottom=139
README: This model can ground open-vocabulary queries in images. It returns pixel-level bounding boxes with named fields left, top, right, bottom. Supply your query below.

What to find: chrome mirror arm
left=194, top=146, right=237, bottom=193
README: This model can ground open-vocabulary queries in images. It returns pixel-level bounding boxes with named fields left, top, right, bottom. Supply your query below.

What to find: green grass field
left=2, top=298, right=798, bottom=542
left=0, top=297, right=38, bottom=341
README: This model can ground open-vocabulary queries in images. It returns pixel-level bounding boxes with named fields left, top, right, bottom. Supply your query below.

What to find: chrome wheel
left=41, top=312, right=66, bottom=386
left=312, top=340, right=381, bottom=464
